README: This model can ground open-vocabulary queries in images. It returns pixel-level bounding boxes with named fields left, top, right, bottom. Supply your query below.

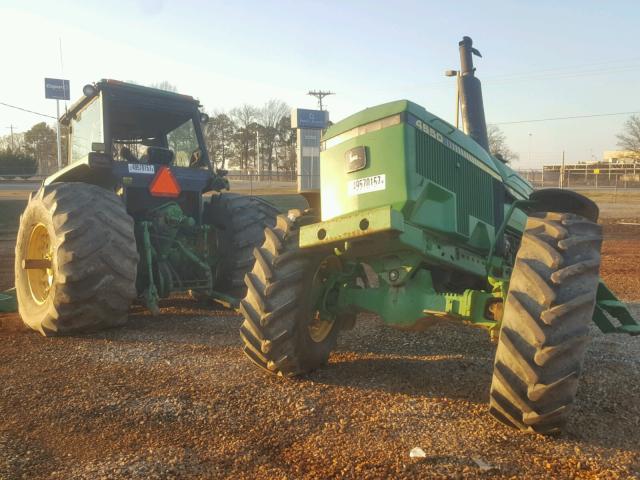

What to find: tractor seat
left=145, top=146, right=174, bottom=165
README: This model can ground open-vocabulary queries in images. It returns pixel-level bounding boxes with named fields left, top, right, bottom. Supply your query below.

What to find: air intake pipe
left=458, top=36, right=489, bottom=152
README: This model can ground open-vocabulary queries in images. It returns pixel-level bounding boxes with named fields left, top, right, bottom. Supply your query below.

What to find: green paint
left=593, top=280, right=640, bottom=335
left=140, top=221, right=160, bottom=315
left=136, top=203, right=218, bottom=314
left=332, top=267, right=499, bottom=330
left=299, top=206, right=404, bottom=248
left=299, top=99, right=637, bottom=335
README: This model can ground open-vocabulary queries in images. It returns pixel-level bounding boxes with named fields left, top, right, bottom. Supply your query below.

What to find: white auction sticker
left=348, top=174, right=386, bottom=196
left=128, top=164, right=155, bottom=174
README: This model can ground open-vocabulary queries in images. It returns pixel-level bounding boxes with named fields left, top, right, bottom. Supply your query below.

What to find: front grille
left=415, top=130, right=494, bottom=235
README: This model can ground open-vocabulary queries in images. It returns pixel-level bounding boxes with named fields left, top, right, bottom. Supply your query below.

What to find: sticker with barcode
left=128, top=164, right=155, bottom=174
left=348, top=174, right=386, bottom=196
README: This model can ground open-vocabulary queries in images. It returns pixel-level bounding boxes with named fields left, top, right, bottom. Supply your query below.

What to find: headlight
left=82, top=84, right=97, bottom=97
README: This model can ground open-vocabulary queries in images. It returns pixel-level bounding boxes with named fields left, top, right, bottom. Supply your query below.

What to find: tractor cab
left=53, top=79, right=227, bottom=219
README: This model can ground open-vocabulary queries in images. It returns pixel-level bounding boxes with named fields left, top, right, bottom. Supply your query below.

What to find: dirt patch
left=600, top=222, right=640, bottom=301
left=0, top=199, right=639, bottom=478
left=1, top=299, right=638, bottom=479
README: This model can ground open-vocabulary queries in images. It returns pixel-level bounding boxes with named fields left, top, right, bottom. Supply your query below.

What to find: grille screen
left=415, top=130, right=494, bottom=235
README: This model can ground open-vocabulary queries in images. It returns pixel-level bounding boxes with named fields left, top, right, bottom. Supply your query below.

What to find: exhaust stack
left=458, top=36, right=489, bottom=152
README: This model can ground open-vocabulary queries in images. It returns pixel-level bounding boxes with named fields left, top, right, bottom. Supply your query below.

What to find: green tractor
left=239, top=37, right=640, bottom=434
left=15, top=80, right=278, bottom=335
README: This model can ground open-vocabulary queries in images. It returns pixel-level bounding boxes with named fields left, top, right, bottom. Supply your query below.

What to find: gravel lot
left=0, top=199, right=639, bottom=479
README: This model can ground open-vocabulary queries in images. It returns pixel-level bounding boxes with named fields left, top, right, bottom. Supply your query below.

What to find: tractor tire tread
left=207, top=193, right=279, bottom=298
left=239, top=210, right=335, bottom=377
left=15, top=182, right=138, bottom=336
left=489, top=211, right=602, bottom=434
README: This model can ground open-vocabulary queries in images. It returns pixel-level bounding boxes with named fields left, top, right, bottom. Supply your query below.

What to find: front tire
left=239, top=210, right=341, bottom=376
left=489, top=212, right=602, bottom=434
left=15, top=183, right=138, bottom=336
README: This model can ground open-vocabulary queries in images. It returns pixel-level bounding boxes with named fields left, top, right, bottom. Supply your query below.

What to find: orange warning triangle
left=149, top=166, right=181, bottom=198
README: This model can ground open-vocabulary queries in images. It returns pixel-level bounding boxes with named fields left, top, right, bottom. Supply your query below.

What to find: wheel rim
left=25, top=223, right=54, bottom=304
left=307, top=256, right=340, bottom=343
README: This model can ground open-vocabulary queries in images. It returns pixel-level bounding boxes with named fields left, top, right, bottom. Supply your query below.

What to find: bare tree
left=487, top=125, right=519, bottom=164
left=259, top=99, right=289, bottom=173
left=150, top=81, right=178, bottom=92
left=616, top=115, right=640, bottom=157
left=204, top=112, right=236, bottom=169
left=0, top=131, right=25, bottom=152
left=230, top=105, right=259, bottom=170
left=276, top=115, right=296, bottom=173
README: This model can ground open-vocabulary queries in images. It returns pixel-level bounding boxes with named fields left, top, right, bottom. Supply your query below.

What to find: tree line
left=204, top=100, right=297, bottom=173
left=0, top=102, right=297, bottom=175
left=4, top=82, right=640, bottom=177
left=0, top=122, right=66, bottom=175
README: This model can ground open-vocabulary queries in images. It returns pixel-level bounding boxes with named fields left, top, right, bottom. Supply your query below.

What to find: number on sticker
left=128, top=164, right=155, bottom=174
left=348, top=174, right=386, bottom=196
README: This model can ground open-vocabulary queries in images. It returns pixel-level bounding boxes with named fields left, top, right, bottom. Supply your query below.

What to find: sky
left=1, top=0, right=639, bottom=168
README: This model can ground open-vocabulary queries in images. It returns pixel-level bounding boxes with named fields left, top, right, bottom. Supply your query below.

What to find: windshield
left=167, top=119, right=203, bottom=168
left=70, top=97, right=104, bottom=163
left=111, top=115, right=208, bottom=170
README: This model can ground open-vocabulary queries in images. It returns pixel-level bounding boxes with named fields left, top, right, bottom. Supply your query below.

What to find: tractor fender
left=528, top=188, right=599, bottom=222
left=43, top=152, right=115, bottom=188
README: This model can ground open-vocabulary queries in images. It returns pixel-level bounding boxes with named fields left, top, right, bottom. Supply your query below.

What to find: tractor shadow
left=67, top=297, right=243, bottom=345
left=312, top=354, right=493, bottom=404
left=338, top=313, right=495, bottom=358
left=315, top=311, right=640, bottom=451
left=308, top=314, right=496, bottom=403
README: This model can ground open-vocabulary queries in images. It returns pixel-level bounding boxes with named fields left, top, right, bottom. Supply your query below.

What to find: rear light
left=149, top=166, right=181, bottom=198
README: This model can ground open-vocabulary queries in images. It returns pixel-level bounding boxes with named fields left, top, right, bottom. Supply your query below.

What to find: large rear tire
left=239, top=210, right=342, bottom=376
left=15, top=183, right=138, bottom=336
left=206, top=193, right=279, bottom=298
left=489, top=212, right=602, bottom=434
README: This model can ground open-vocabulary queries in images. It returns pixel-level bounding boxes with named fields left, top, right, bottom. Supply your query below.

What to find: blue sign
left=44, top=78, right=70, bottom=100
left=291, top=108, right=328, bottom=129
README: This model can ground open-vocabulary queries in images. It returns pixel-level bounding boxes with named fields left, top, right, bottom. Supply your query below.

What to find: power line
left=0, top=101, right=56, bottom=119
left=482, top=57, right=640, bottom=80
left=490, top=110, right=640, bottom=126
left=400, top=60, right=640, bottom=92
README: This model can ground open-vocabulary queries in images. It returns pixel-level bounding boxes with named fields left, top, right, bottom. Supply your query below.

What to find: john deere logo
left=345, top=146, right=367, bottom=173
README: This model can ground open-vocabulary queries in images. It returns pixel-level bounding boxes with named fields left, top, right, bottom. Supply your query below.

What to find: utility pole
left=256, top=130, right=261, bottom=174
left=307, top=90, right=334, bottom=111
left=6, top=125, right=15, bottom=150
left=57, top=37, right=65, bottom=170
left=56, top=100, right=62, bottom=170
left=560, top=151, right=565, bottom=189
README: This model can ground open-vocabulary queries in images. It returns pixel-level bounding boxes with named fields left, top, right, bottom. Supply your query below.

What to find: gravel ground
left=0, top=216, right=639, bottom=479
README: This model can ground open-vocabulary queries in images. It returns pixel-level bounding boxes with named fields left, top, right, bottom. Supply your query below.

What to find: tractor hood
left=323, top=99, right=533, bottom=199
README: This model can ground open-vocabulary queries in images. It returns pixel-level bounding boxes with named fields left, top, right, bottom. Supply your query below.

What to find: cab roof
left=60, top=79, right=201, bottom=126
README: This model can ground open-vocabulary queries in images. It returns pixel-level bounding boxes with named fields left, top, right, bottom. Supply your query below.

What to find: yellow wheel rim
left=25, top=223, right=54, bottom=304
left=307, top=256, right=340, bottom=343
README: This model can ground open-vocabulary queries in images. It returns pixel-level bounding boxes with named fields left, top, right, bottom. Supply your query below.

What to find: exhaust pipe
left=458, top=36, right=489, bottom=152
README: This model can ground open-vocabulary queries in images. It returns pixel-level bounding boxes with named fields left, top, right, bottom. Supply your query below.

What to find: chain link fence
left=518, top=164, right=640, bottom=190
